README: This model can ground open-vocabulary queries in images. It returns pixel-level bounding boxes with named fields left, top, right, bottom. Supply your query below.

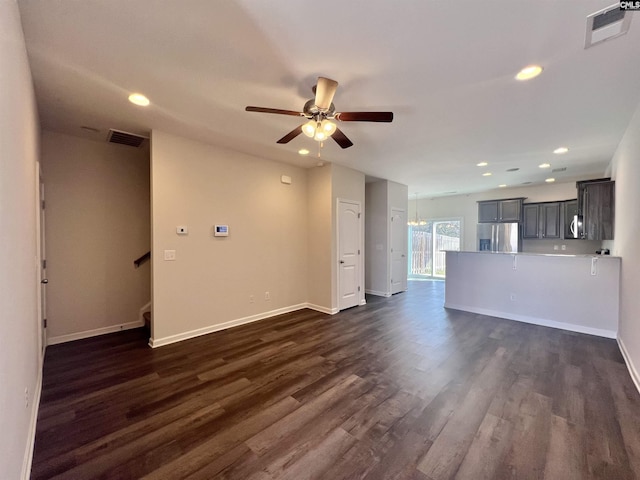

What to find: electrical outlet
left=264, top=291, right=270, bottom=301
left=510, top=293, right=516, bottom=301
left=249, top=295, right=254, bottom=303
left=553, top=245, right=559, bottom=251
left=561, top=244, right=567, bottom=251
left=164, top=250, right=176, bottom=261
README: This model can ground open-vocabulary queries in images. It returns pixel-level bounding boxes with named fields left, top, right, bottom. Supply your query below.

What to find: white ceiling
left=18, top=0, right=640, bottom=197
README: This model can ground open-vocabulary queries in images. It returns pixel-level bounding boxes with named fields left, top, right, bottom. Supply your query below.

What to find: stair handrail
left=134, top=251, right=151, bottom=268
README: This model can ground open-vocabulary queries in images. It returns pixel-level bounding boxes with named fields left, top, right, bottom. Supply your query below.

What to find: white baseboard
left=21, top=356, right=43, bottom=480
left=48, top=320, right=145, bottom=345
left=618, top=336, right=640, bottom=395
left=150, top=303, right=304, bottom=348
left=149, top=302, right=341, bottom=348
left=359, top=298, right=367, bottom=306
left=444, top=302, right=617, bottom=339
left=305, top=303, right=339, bottom=315
left=365, top=289, right=391, bottom=297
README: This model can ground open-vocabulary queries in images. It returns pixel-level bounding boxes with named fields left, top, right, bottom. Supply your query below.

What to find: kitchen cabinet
left=477, top=198, right=525, bottom=223
left=522, top=204, right=539, bottom=238
left=522, top=202, right=561, bottom=239
left=577, top=179, right=615, bottom=240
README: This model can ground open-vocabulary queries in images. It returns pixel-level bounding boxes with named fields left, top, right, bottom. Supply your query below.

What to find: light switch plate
left=177, top=226, right=188, bottom=235
left=164, top=250, right=176, bottom=261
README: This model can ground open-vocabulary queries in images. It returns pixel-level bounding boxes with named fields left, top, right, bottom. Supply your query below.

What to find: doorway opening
left=409, top=218, right=461, bottom=279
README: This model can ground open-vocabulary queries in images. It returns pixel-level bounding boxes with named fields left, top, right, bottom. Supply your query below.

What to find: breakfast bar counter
left=444, top=251, right=621, bottom=338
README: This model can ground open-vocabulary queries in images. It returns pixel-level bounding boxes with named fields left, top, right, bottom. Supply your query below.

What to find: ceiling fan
left=245, top=77, right=393, bottom=149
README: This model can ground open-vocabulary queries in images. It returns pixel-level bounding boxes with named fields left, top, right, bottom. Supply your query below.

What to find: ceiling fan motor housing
left=303, top=99, right=335, bottom=119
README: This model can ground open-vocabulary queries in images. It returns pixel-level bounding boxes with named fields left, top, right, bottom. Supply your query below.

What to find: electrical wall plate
left=214, top=225, right=229, bottom=237
left=177, top=226, right=188, bottom=235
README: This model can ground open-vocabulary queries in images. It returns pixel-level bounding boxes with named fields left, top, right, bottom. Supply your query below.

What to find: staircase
left=143, top=311, right=151, bottom=338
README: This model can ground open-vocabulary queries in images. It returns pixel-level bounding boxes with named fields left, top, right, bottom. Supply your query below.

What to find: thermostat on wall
left=214, top=225, right=229, bottom=237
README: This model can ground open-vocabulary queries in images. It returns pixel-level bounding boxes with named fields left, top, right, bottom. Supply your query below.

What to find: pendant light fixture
left=408, top=193, right=427, bottom=226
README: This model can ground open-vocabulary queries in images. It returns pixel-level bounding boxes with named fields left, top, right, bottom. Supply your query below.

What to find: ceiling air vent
left=107, top=129, right=148, bottom=148
left=585, top=4, right=632, bottom=49
left=552, top=167, right=567, bottom=173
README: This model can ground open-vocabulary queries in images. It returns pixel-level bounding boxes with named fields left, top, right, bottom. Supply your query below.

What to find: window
left=409, top=219, right=461, bottom=278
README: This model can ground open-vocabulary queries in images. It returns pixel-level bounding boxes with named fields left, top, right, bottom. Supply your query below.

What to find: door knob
left=41, top=279, right=48, bottom=284
left=339, top=260, right=345, bottom=264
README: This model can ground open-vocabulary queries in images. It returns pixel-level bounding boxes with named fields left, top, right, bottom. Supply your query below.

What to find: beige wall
left=365, top=181, right=388, bottom=295
left=413, top=180, right=603, bottom=254
left=41, top=131, right=151, bottom=341
left=151, top=131, right=308, bottom=344
left=307, top=165, right=333, bottom=311
left=610, top=99, right=640, bottom=389
left=365, top=180, right=408, bottom=296
left=0, top=2, right=42, bottom=478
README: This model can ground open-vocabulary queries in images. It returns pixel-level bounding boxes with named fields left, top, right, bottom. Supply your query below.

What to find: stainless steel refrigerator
left=477, top=223, right=521, bottom=252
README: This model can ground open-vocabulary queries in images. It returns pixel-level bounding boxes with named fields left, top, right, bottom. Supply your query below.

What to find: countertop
left=444, top=250, right=620, bottom=259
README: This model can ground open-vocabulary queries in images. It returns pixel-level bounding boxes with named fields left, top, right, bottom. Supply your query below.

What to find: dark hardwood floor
left=32, top=280, right=640, bottom=479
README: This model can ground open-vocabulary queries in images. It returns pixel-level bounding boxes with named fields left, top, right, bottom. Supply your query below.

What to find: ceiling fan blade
left=331, top=127, right=354, bottom=149
left=245, top=106, right=303, bottom=117
left=314, top=77, right=338, bottom=111
left=335, top=112, right=394, bottom=122
left=276, top=125, right=304, bottom=144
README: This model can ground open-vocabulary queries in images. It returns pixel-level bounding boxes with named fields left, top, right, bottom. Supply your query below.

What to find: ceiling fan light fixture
left=245, top=76, right=392, bottom=149
left=321, top=119, right=337, bottom=136
left=302, top=120, right=316, bottom=138
left=314, top=129, right=328, bottom=142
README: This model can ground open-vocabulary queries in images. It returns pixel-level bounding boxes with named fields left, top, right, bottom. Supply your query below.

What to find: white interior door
left=38, top=173, right=47, bottom=354
left=391, top=208, right=407, bottom=294
left=338, top=199, right=361, bottom=310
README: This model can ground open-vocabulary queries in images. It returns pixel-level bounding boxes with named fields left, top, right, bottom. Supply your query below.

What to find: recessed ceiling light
left=553, top=147, right=569, bottom=154
left=476, top=162, right=488, bottom=167
left=298, top=149, right=309, bottom=155
left=499, top=184, right=507, bottom=188
left=545, top=178, right=555, bottom=183
left=482, top=172, right=492, bottom=177
left=539, top=163, right=551, bottom=169
left=515, top=65, right=543, bottom=81
left=128, top=93, right=150, bottom=106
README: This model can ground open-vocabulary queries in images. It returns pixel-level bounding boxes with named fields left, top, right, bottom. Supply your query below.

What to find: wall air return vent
left=107, top=129, right=148, bottom=148
left=585, top=4, right=632, bottom=49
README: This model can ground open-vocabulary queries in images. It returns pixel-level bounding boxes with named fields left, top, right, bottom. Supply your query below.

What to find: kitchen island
left=444, top=251, right=621, bottom=338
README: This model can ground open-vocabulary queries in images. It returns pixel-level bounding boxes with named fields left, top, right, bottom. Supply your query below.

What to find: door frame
left=336, top=198, right=364, bottom=310
left=35, top=162, right=47, bottom=358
